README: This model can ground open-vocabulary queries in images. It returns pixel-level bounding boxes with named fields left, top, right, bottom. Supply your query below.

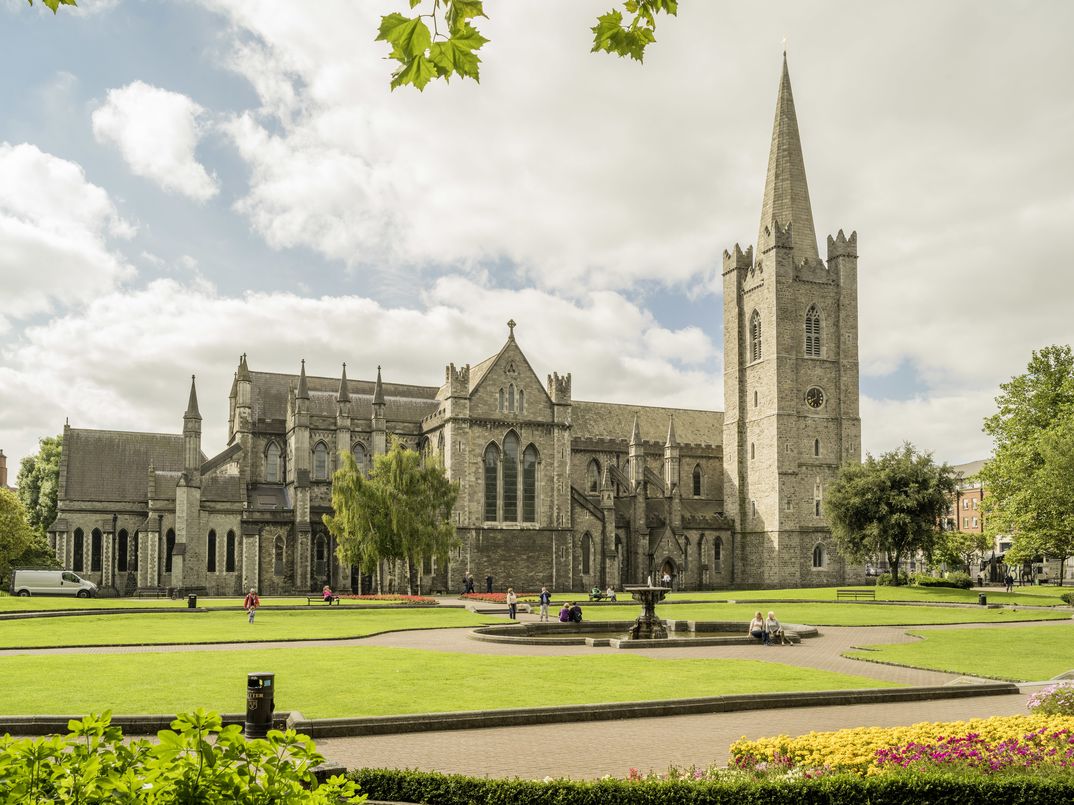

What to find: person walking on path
left=243, top=588, right=260, bottom=623
left=506, top=588, right=518, bottom=620
left=538, top=587, right=552, bottom=622
left=1004, top=572, right=1014, bottom=593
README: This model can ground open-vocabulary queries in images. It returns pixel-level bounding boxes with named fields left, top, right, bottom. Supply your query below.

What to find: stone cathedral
left=47, top=57, right=863, bottom=596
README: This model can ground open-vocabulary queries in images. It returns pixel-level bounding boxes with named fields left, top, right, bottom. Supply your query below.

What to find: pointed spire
left=237, top=353, right=250, bottom=381
left=630, top=412, right=642, bottom=446
left=758, top=53, right=819, bottom=265
left=665, top=415, right=677, bottom=447
left=373, top=365, right=385, bottom=406
left=297, top=359, right=309, bottom=399
left=185, top=375, right=201, bottom=420
left=337, top=362, right=351, bottom=402
left=601, top=464, right=613, bottom=491
left=229, top=372, right=237, bottom=399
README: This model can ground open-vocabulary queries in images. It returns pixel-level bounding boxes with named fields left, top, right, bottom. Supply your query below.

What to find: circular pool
left=469, top=620, right=818, bottom=649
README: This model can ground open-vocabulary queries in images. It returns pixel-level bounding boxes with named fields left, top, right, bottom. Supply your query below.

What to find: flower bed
left=730, top=714, right=1074, bottom=776
left=337, top=593, right=437, bottom=604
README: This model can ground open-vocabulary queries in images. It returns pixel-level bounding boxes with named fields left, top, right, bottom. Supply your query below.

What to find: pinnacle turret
left=297, top=359, right=309, bottom=399
left=665, top=415, right=677, bottom=447
left=629, top=412, right=641, bottom=446
left=184, top=375, right=201, bottom=420
left=758, top=53, right=819, bottom=265
left=237, top=353, right=250, bottom=382
left=373, top=365, right=385, bottom=406
left=337, top=362, right=351, bottom=402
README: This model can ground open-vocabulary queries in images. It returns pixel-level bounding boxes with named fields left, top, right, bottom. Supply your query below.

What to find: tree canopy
left=27, top=0, right=76, bottom=12
left=824, top=443, right=957, bottom=585
left=980, top=345, right=1074, bottom=583
left=17, top=434, right=63, bottom=537
left=0, top=488, right=47, bottom=579
left=324, top=440, right=459, bottom=594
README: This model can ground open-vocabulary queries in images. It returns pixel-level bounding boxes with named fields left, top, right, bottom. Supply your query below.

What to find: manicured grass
left=0, top=646, right=898, bottom=718
left=662, top=585, right=1066, bottom=607
left=579, top=602, right=1070, bottom=626
left=844, top=623, right=1074, bottom=681
left=0, top=595, right=422, bottom=611
left=0, top=608, right=499, bottom=648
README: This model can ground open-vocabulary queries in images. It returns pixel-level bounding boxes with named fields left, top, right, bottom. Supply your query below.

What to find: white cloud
left=0, top=142, right=134, bottom=322
left=92, top=81, right=219, bottom=201
left=0, top=277, right=721, bottom=468
left=861, top=392, right=996, bottom=466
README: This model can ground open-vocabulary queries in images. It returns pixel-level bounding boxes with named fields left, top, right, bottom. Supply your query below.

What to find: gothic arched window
left=814, top=438, right=820, bottom=457
left=507, top=384, right=516, bottom=413
left=90, top=529, right=102, bottom=572
left=225, top=530, right=236, bottom=572
left=484, top=443, right=500, bottom=521
left=587, top=459, right=601, bottom=493
left=502, top=432, right=519, bottom=521
left=274, top=535, right=285, bottom=575
left=72, top=528, right=84, bottom=571
left=812, top=543, right=826, bottom=568
left=498, top=388, right=505, bottom=412
left=207, top=530, right=217, bottom=573
left=749, top=310, right=762, bottom=362
left=313, top=442, right=329, bottom=481
left=683, top=536, right=690, bottom=572
left=117, top=529, right=129, bottom=572
left=165, top=529, right=175, bottom=573
left=581, top=533, right=592, bottom=574
left=352, top=442, right=369, bottom=475
left=523, top=444, right=539, bottom=522
left=805, top=304, right=822, bottom=357
left=518, top=388, right=525, bottom=413
left=266, top=441, right=281, bottom=482
left=692, top=464, right=702, bottom=497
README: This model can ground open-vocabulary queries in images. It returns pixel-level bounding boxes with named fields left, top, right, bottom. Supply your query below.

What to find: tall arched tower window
left=502, top=432, right=519, bottom=521
left=749, top=310, right=762, bottom=362
left=266, top=441, right=281, bottom=482
left=507, top=384, right=516, bottom=413
left=207, top=530, right=217, bottom=572
left=117, top=529, right=129, bottom=572
left=692, top=464, right=702, bottom=497
left=165, top=529, right=175, bottom=573
left=805, top=304, right=822, bottom=357
left=522, top=444, right=539, bottom=522
left=313, top=442, right=329, bottom=480
left=587, top=459, right=601, bottom=493
left=483, top=444, right=500, bottom=521
left=518, top=389, right=525, bottom=413
left=581, top=533, right=592, bottom=574
left=498, top=388, right=505, bottom=412
left=90, top=529, right=102, bottom=572
left=225, top=530, right=236, bottom=572
left=72, top=528, right=84, bottom=571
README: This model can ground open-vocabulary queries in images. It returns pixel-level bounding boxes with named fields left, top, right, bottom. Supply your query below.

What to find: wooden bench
left=836, top=589, right=875, bottom=600
left=306, top=596, right=341, bottom=605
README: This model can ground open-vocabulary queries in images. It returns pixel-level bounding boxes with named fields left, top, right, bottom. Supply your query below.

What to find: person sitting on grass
left=748, top=610, right=767, bottom=645
left=569, top=602, right=583, bottom=623
left=559, top=602, right=572, bottom=622
left=765, top=610, right=786, bottom=645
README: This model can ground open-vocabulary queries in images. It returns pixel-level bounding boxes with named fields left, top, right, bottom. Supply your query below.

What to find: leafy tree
left=979, top=345, right=1074, bottom=584
left=824, top=443, right=957, bottom=586
left=378, top=0, right=677, bottom=90
left=0, top=488, right=41, bottom=579
left=27, top=0, right=77, bottom=12
left=324, top=440, right=459, bottom=594
left=17, top=434, right=63, bottom=537
left=937, top=527, right=992, bottom=578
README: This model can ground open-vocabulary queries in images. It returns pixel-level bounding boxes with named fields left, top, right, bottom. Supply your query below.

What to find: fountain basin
left=469, top=620, right=818, bottom=649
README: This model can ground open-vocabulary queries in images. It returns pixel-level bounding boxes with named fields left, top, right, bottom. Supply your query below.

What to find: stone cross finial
left=507, top=319, right=516, bottom=338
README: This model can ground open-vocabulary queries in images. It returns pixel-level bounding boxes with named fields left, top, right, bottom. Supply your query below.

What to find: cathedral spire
left=758, top=53, right=819, bottom=266
left=373, top=365, right=385, bottom=406
left=337, top=362, right=351, bottom=402
left=297, top=359, right=309, bottom=399
left=184, top=375, right=201, bottom=420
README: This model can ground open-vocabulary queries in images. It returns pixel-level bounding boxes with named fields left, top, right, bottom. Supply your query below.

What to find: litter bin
left=187, top=594, right=197, bottom=609
left=978, top=593, right=987, bottom=606
left=245, top=672, right=275, bottom=739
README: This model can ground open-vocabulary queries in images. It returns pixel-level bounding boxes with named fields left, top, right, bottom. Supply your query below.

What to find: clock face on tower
left=805, top=387, right=825, bottom=410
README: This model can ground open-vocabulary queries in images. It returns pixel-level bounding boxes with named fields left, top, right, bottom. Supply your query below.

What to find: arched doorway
left=659, top=558, right=677, bottom=588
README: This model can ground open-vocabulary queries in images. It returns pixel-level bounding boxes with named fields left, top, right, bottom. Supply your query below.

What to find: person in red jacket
left=244, top=588, right=260, bottom=623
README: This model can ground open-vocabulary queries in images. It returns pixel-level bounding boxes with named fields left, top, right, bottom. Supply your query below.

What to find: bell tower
left=723, top=54, right=861, bottom=587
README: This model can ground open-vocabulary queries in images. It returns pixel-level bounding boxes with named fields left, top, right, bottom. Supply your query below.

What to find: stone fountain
left=622, top=584, right=670, bottom=640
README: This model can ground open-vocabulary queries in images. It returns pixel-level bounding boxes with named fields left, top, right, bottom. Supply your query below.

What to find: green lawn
left=844, top=623, right=1074, bottom=681
left=662, top=585, right=1066, bottom=607
left=0, top=608, right=498, bottom=648
left=0, top=646, right=898, bottom=718
left=0, top=595, right=423, bottom=611
left=579, top=601, right=1070, bottom=627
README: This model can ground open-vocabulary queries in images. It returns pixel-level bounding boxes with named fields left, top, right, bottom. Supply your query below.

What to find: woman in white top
left=506, top=587, right=518, bottom=620
left=748, top=611, right=767, bottom=645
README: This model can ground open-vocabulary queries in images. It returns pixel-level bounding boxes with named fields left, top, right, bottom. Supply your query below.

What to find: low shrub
left=876, top=573, right=894, bottom=586
left=1029, top=684, right=1074, bottom=716
left=350, top=767, right=1074, bottom=804
left=0, top=709, right=363, bottom=804
left=1060, top=592, right=1074, bottom=606
left=913, top=573, right=972, bottom=589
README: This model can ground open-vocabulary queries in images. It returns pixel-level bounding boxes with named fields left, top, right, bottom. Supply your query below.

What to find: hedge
left=350, top=767, right=1074, bottom=805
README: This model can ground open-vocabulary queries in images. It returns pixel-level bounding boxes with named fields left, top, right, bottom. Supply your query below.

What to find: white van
left=10, top=569, right=98, bottom=597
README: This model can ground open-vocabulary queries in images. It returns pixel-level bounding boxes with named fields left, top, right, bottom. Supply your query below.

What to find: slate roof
left=952, top=459, right=987, bottom=479
left=247, top=484, right=291, bottom=511
left=203, top=475, right=244, bottom=502
left=63, top=428, right=192, bottom=503
left=249, top=370, right=440, bottom=423
left=572, top=401, right=722, bottom=446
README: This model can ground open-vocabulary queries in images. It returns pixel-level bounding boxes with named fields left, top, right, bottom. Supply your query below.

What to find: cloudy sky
left=1, top=0, right=1072, bottom=473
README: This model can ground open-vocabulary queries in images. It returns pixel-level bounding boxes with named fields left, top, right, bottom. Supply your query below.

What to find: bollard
left=187, top=594, right=197, bottom=609
left=245, top=672, right=275, bottom=738
left=978, top=593, right=987, bottom=606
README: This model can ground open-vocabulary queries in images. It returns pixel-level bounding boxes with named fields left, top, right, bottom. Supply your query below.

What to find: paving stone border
left=0, top=683, right=1018, bottom=738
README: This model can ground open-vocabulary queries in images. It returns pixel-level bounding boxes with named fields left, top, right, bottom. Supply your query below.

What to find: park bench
left=306, top=596, right=341, bottom=605
left=836, top=589, right=875, bottom=601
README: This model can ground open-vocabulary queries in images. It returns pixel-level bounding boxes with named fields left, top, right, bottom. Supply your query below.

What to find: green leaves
left=591, top=0, right=678, bottom=62
left=378, top=1, right=488, bottom=91
left=28, top=0, right=78, bottom=12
